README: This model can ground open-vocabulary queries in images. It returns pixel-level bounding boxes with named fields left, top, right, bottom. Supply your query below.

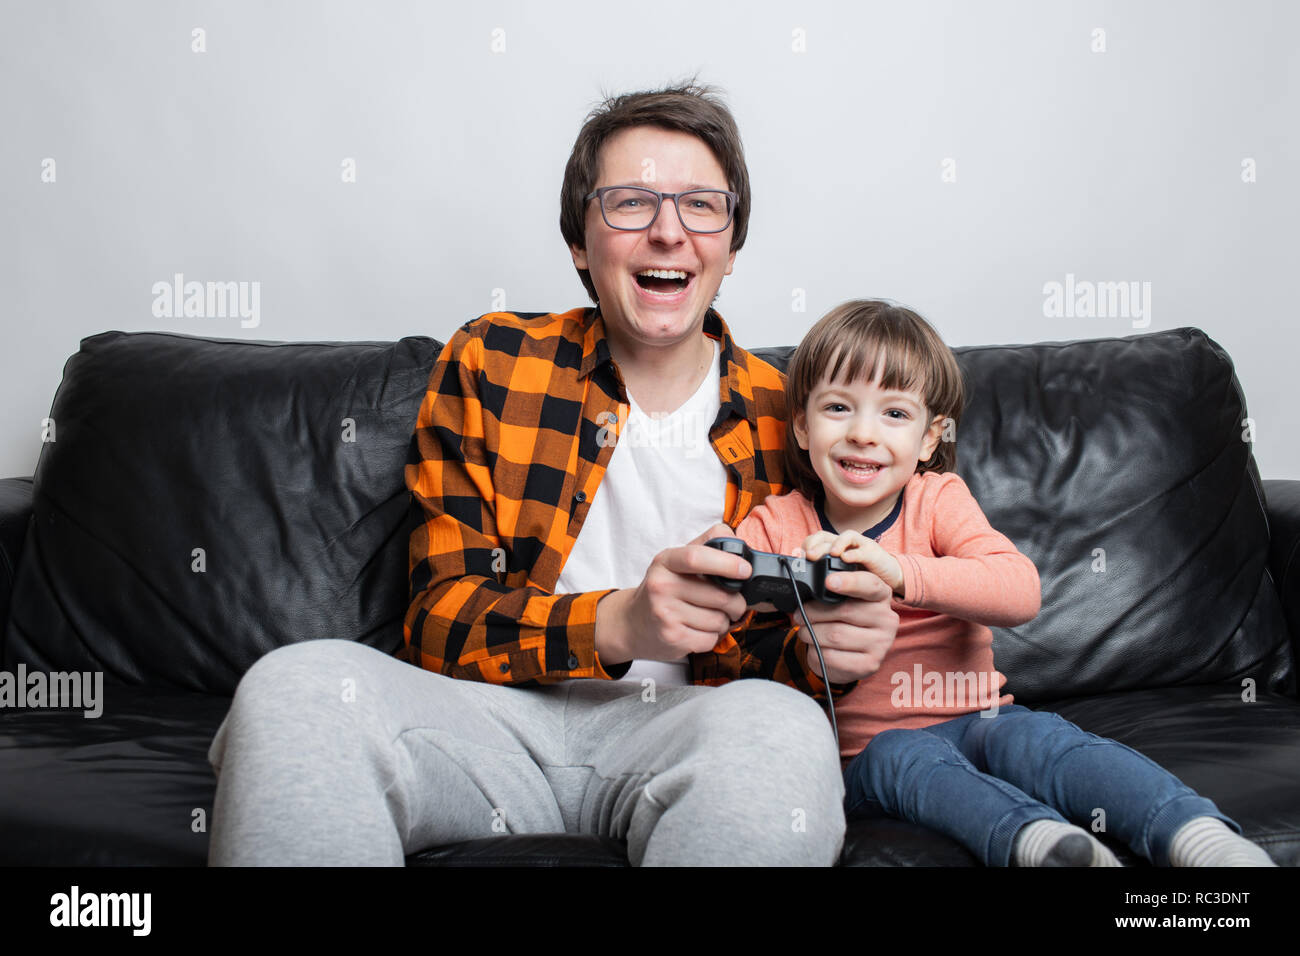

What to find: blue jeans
left=843, top=705, right=1238, bottom=866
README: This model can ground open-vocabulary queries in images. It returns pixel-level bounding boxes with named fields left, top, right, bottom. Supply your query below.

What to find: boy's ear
left=922, top=413, right=946, bottom=462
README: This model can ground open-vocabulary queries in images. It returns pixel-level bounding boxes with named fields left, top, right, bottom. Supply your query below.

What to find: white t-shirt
left=555, top=339, right=728, bottom=687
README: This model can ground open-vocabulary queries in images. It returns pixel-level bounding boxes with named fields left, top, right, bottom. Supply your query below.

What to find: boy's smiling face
left=794, top=359, right=946, bottom=532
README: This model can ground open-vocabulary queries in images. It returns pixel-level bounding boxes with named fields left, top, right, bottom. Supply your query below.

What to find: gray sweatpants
left=206, top=639, right=845, bottom=865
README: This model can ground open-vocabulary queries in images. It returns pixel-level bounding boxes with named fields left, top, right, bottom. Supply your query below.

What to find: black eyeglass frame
left=583, top=185, right=739, bottom=234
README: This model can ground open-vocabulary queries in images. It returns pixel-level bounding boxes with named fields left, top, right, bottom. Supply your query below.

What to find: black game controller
left=704, top=537, right=862, bottom=614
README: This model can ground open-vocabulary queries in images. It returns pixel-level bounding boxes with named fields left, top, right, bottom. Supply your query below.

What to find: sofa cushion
left=755, top=327, right=1295, bottom=703
left=4, top=332, right=443, bottom=693
left=0, top=682, right=226, bottom=865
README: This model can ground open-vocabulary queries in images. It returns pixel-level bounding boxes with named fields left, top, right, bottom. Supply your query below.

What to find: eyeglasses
left=584, top=186, right=738, bottom=234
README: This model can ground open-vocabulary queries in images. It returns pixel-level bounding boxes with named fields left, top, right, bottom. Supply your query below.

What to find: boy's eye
left=824, top=403, right=848, bottom=413
left=886, top=409, right=910, bottom=420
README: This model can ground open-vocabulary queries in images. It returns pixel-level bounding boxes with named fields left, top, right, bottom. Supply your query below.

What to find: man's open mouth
left=635, top=268, right=692, bottom=294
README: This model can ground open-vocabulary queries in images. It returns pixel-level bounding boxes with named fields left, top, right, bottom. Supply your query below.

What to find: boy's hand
left=803, top=530, right=906, bottom=599
left=789, top=566, right=897, bottom=684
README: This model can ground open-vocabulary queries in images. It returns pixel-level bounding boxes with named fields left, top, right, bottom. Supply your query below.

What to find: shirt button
left=567, top=653, right=580, bottom=669
left=574, top=491, right=586, bottom=504
left=498, top=662, right=510, bottom=673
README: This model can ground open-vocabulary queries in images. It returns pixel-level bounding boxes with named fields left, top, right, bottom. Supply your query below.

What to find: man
left=207, top=80, right=898, bottom=866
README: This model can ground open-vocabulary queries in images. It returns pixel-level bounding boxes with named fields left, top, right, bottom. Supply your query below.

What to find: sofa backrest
left=753, top=326, right=1295, bottom=705
left=7, top=325, right=1293, bottom=703
left=4, top=331, right=441, bottom=694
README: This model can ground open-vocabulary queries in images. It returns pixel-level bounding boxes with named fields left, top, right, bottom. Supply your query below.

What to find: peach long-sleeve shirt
left=732, top=470, right=1041, bottom=762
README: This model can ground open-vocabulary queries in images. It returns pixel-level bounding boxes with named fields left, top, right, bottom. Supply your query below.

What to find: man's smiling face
left=569, top=125, right=737, bottom=354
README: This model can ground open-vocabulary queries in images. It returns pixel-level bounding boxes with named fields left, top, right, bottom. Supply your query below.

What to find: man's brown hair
left=783, top=300, right=967, bottom=501
left=560, top=77, right=751, bottom=304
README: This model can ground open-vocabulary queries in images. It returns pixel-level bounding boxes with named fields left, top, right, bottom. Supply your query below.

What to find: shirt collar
left=578, top=305, right=760, bottom=428
left=815, top=489, right=905, bottom=539
left=578, top=306, right=615, bottom=381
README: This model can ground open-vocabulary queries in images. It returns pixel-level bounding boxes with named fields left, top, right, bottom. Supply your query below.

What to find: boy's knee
left=867, top=727, right=919, bottom=758
left=977, top=707, right=1098, bottom=775
left=864, top=727, right=958, bottom=783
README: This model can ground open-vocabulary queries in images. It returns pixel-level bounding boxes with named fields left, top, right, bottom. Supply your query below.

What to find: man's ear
left=570, top=243, right=588, bottom=270
left=792, top=408, right=810, bottom=450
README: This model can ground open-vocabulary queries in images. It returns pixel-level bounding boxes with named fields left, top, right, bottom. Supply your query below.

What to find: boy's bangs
left=823, top=335, right=926, bottom=398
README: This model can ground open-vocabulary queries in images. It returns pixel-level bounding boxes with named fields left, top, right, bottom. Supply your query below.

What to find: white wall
left=3, top=0, right=1296, bottom=477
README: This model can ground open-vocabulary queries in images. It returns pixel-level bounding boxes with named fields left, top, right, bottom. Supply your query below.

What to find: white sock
left=1013, top=819, right=1120, bottom=867
left=1169, top=817, right=1275, bottom=867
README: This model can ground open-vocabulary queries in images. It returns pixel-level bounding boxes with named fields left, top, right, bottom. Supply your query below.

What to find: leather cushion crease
left=0, top=326, right=1295, bottom=866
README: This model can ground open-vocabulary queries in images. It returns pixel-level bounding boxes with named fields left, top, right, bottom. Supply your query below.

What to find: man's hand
left=594, top=524, right=750, bottom=667
left=803, top=530, right=905, bottom=598
left=790, top=532, right=900, bottom=684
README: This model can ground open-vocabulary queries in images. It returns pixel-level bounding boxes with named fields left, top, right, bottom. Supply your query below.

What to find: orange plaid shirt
left=404, top=306, right=852, bottom=700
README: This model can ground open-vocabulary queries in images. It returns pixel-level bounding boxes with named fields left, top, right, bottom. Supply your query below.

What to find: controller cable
left=779, top=556, right=840, bottom=748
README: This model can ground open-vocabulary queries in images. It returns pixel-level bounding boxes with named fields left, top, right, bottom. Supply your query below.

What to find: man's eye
left=616, top=198, right=645, bottom=209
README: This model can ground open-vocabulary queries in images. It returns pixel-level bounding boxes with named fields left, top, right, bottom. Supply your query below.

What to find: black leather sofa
left=1, top=324, right=1297, bottom=866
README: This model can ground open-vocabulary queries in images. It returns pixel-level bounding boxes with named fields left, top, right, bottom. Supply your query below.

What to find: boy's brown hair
left=559, top=77, right=751, bottom=304
left=783, top=300, right=966, bottom=500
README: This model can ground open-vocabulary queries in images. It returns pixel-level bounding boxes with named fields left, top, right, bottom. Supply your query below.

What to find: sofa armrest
left=1265, top=479, right=1300, bottom=668
left=0, top=477, right=34, bottom=635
